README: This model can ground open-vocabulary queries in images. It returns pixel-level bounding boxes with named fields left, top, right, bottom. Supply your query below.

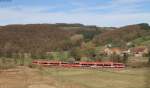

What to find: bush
left=0, top=57, right=16, bottom=69
left=80, top=57, right=91, bottom=61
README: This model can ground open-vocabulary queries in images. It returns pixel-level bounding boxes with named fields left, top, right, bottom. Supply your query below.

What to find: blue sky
left=0, top=0, right=150, bottom=27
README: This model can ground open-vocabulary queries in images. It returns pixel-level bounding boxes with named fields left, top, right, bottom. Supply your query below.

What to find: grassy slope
left=41, top=68, right=150, bottom=88
left=133, top=35, right=150, bottom=46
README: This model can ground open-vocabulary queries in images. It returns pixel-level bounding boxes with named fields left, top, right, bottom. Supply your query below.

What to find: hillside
left=0, top=24, right=103, bottom=57
left=133, top=35, right=150, bottom=46
left=0, top=23, right=150, bottom=58
left=93, top=23, right=150, bottom=47
left=0, top=24, right=73, bottom=56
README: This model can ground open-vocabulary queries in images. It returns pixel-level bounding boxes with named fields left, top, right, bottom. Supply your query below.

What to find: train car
left=79, top=62, right=95, bottom=67
left=113, top=63, right=125, bottom=68
left=32, top=60, right=125, bottom=68
left=32, top=60, right=60, bottom=66
left=103, top=62, right=114, bottom=68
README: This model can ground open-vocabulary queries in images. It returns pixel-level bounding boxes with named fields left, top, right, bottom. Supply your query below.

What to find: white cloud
left=0, top=7, right=150, bottom=27
left=0, top=0, right=150, bottom=26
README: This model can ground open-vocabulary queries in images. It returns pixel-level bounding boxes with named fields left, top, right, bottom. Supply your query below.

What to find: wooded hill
left=0, top=23, right=149, bottom=58
left=93, top=23, right=150, bottom=47
left=0, top=24, right=104, bottom=57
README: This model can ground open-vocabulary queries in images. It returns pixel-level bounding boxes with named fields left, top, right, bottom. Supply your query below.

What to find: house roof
left=131, top=47, right=147, bottom=53
left=111, top=48, right=122, bottom=52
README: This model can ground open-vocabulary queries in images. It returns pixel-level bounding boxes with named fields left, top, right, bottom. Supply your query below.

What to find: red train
left=32, top=60, right=125, bottom=68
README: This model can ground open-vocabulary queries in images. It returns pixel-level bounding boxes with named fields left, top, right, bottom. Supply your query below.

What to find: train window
left=41, top=62, right=48, bottom=64
left=104, top=64, right=111, bottom=66
left=97, top=64, right=103, bottom=66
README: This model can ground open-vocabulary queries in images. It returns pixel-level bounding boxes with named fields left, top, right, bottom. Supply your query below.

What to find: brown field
left=0, top=66, right=150, bottom=88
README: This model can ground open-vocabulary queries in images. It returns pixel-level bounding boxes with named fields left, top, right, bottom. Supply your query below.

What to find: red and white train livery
left=32, top=60, right=125, bottom=68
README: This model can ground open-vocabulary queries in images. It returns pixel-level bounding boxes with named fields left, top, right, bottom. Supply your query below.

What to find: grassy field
left=40, top=67, right=150, bottom=88
left=0, top=66, right=150, bottom=88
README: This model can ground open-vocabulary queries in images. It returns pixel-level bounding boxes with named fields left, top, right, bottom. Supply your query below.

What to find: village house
left=103, top=48, right=122, bottom=56
left=130, top=46, right=149, bottom=57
